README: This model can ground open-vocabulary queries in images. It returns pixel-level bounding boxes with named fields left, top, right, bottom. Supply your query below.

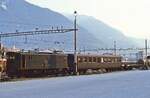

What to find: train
left=0, top=51, right=148, bottom=80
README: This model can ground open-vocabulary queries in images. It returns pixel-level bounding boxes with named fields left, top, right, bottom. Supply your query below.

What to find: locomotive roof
left=7, top=52, right=122, bottom=58
left=7, top=51, right=67, bottom=56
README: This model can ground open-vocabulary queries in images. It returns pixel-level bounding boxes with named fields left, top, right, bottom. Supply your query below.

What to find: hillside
left=66, top=15, right=142, bottom=48
left=0, top=0, right=104, bottom=50
left=0, top=0, right=143, bottom=52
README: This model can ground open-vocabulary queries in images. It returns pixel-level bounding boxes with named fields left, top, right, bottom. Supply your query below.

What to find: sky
left=26, top=0, right=150, bottom=39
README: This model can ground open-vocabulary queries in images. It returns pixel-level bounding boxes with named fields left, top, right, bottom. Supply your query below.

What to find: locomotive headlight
left=127, top=65, right=130, bottom=67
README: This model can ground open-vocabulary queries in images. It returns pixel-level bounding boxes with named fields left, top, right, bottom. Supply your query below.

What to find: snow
left=1, top=3, right=7, bottom=10
left=0, top=0, right=8, bottom=10
left=0, top=71, right=150, bottom=98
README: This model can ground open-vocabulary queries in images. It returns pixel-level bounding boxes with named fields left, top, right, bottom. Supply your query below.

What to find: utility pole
left=145, top=39, right=148, bottom=57
left=114, top=41, right=116, bottom=55
left=74, top=11, right=78, bottom=75
left=25, top=35, right=27, bottom=44
left=0, top=32, right=3, bottom=59
left=0, top=36, right=1, bottom=50
left=0, top=32, right=2, bottom=50
left=145, top=39, right=149, bottom=69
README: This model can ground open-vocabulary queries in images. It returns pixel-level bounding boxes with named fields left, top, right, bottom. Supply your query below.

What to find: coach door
left=22, top=55, right=26, bottom=69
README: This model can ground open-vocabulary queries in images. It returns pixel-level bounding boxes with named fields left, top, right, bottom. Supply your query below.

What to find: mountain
left=0, top=0, right=143, bottom=52
left=0, top=0, right=104, bottom=51
left=65, top=15, right=142, bottom=48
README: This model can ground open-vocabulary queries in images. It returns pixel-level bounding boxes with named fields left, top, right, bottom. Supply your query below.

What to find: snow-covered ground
left=0, top=71, right=150, bottom=98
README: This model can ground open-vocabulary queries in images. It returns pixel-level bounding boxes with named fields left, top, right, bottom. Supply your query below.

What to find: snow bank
left=0, top=71, right=150, bottom=98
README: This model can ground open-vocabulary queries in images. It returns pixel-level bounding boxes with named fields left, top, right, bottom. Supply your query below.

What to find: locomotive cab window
left=8, top=56, right=15, bottom=60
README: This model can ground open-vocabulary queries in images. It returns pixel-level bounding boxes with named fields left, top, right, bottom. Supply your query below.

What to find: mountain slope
left=0, top=0, right=104, bottom=50
left=66, top=15, right=141, bottom=48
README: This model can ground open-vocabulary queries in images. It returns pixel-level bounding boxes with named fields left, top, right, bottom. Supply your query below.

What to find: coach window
left=103, top=58, right=106, bottom=62
left=111, top=58, right=114, bottom=63
left=98, top=57, right=101, bottom=63
left=115, top=58, right=118, bottom=62
left=78, top=57, right=83, bottom=62
left=64, top=57, right=67, bottom=61
left=113, top=58, right=116, bottom=62
left=118, top=58, right=121, bottom=62
left=107, top=58, right=111, bottom=62
left=82, top=57, right=87, bottom=62
left=89, top=57, right=92, bottom=62
left=93, top=57, right=96, bottom=62
left=84, top=57, right=88, bottom=62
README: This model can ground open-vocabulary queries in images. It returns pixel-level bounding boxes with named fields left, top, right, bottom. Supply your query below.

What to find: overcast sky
left=27, top=0, right=150, bottom=39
